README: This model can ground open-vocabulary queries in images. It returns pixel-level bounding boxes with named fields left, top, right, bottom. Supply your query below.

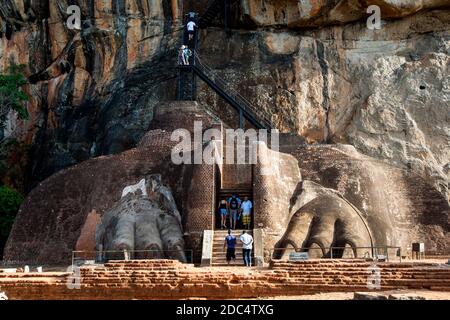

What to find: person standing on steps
left=223, top=230, right=237, bottom=265
left=240, top=231, right=253, bottom=267
left=186, top=19, right=197, bottom=42
left=187, top=12, right=197, bottom=24
left=218, top=199, right=228, bottom=229
left=178, top=45, right=184, bottom=65
left=228, top=194, right=241, bottom=230
left=181, top=45, right=192, bottom=65
left=241, top=197, right=253, bottom=230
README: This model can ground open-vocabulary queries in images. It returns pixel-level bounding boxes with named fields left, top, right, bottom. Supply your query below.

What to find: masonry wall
left=1, top=260, right=449, bottom=300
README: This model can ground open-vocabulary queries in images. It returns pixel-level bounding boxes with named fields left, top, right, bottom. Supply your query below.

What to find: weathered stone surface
left=96, top=175, right=186, bottom=262
left=1, top=260, right=450, bottom=300
left=275, top=182, right=373, bottom=259
left=238, top=0, right=450, bottom=28
left=388, top=293, right=427, bottom=300
left=197, top=9, right=450, bottom=202
left=0, top=0, right=183, bottom=187
left=1, top=2, right=448, bottom=203
left=4, top=101, right=448, bottom=265
left=354, top=292, right=389, bottom=300
left=284, top=144, right=450, bottom=255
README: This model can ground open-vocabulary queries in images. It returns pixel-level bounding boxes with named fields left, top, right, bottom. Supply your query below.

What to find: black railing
left=192, top=52, right=274, bottom=130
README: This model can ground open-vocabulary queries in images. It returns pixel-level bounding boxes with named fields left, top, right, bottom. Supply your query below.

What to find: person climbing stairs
left=212, top=229, right=254, bottom=266
left=178, top=8, right=274, bottom=131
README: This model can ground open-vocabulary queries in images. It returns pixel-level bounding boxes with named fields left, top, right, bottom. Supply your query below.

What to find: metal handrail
left=270, top=246, right=402, bottom=262
left=193, top=52, right=275, bottom=128
left=72, top=249, right=194, bottom=269
left=196, top=58, right=270, bottom=123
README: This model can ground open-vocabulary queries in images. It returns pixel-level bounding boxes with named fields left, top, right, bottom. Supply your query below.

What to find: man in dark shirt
left=223, top=230, right=237, bottom=265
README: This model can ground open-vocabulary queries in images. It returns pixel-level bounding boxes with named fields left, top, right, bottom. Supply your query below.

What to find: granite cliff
left=0, top=1, right=449, bottom=262
left=1, top=0, right=448, bottom=199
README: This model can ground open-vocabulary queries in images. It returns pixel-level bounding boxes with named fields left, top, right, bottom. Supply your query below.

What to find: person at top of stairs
left=241, top=197, right=253, bottom=230
left=218, top=199, right=228, bottom=229
left=223, top=229, right=237, bottom=265
left=186, top=19, right=197, bottom=41
left=228, top=194, right=242, bottom=230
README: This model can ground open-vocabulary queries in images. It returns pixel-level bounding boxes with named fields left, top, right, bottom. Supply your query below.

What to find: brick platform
left=1, top=260, right=449, bottom=300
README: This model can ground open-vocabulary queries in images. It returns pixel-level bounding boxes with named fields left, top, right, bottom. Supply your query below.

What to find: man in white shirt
left=241, top=197, right=253, bottom=230
left=239, top=231, right=253, bottom=267
left=186, top=20, right=197, bottom=41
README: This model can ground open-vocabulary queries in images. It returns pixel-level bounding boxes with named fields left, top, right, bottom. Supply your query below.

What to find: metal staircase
left=191, top=53, right=273, bottom=130
left=178, top=6, right=274, bottom=131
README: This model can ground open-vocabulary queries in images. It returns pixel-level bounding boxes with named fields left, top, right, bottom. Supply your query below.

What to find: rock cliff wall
left=0, top=0, right=183, bottom=188
left=0, top=2, right=448, bottom=201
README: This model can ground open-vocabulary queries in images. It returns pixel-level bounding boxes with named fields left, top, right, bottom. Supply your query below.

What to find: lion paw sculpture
left=95, top=175, right=186, bottom=262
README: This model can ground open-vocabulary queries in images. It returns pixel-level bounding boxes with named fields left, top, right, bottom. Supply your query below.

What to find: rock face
left=4, top=102, right=449, bottom=265
left=1, top=2, right=449, bottom=262
left=196, top=9, right=450, bottom=202
left=0, top=1, right=448, bottom=199
left=237, top=0, right=450, bottom=28
left=0, top=0, right=183, bottom=187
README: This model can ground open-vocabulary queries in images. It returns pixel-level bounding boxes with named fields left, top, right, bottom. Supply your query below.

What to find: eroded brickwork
left=1, top=260, right=449, bottom=300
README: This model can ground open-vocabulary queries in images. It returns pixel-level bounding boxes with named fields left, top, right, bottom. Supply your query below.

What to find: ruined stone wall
left=1, top=260, right=449, bottom=300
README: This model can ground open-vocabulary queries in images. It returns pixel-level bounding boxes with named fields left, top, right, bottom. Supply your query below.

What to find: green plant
left=0, top=185, right=23, bottom=239
left=0, top=64, right=29, bottom=129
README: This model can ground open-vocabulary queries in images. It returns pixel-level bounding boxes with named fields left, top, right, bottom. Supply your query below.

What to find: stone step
left=277, top=268, right=450, bottom=272
left=270, top=264, right=445, bottom=269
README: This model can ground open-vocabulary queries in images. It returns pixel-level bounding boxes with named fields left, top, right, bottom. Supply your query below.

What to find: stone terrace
left=1, top=260, right=449, bottom=300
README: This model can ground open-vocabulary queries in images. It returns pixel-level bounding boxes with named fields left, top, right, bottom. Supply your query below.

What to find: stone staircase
left=212, top=229, right=254, bottom=266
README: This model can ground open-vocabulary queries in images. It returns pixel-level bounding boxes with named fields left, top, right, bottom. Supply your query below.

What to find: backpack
left=230, top=198, right=238, bottom=209
left=226, top=236, right=236, bottom=247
